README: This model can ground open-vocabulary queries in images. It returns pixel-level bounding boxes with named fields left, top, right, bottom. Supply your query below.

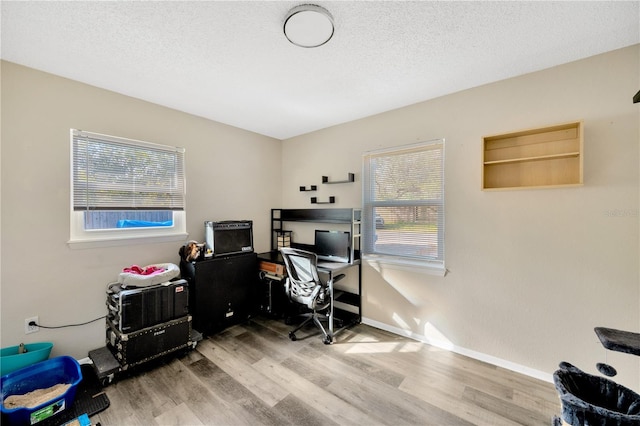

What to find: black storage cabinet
left=184, top=252, right=258, bottom=336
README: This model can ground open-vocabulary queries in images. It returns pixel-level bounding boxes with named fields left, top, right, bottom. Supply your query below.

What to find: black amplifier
left=106, top=279, right=189, bottom=333
left=205, top=220, right=254, bottom=256
left=106, top=315, right=192, bottom=369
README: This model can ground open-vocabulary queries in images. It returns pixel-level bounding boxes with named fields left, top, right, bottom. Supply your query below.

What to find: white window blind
left=72, top=130, right=185, bottom=212
left=362, top=139, right=445, bottom=264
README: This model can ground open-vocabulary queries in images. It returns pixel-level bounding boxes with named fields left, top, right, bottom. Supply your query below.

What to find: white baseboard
left=361, top=317, right=553, bottom=383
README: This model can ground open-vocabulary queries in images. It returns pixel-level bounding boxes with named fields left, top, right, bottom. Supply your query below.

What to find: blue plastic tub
left=0, top=342, right=53, bottom=376
left=1, top=356, right=82, bottom=425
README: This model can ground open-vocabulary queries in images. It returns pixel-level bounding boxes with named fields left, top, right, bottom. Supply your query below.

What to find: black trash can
left=553, top=362, right=640, bottom=425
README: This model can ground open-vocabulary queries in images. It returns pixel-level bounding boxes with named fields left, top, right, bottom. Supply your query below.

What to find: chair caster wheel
left=323, top=336, right=333, bottom=345
left=289, top=332, right=297, bottom=341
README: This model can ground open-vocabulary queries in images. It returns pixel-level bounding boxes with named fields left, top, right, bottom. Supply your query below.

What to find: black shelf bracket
left=299, top=185, right=317, bottom=192
left=310, top=196, right=335, bottom=204
left=322, top=173, right=355, bottom=184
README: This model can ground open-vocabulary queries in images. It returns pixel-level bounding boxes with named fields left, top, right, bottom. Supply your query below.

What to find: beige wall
left=2, top=45, right=638, bottom=390
left=1, top=61, right=282, bottom=359
left=282, top=45, right=640, bottom=389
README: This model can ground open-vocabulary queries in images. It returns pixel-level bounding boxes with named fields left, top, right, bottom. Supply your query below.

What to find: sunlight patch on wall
left=389, top=312, right=454, bottom=351
left=423, top=322, right=454, bottom=350
left=367, top=261, right=426, bottom=306
left=392, top=312, right=410, bottom=330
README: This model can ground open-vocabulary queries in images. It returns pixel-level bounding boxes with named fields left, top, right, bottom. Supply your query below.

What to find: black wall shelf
left=311, top=196, right=335, bottom=204
left=299, top=185, right=317, bottom=192
left=322, top=173, right=355, bottom=184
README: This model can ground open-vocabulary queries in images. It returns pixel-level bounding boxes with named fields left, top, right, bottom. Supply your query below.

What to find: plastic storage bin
left=553, top=362, right=640, bottom=426
left=1, top=356, right=82, bottom=425
left=0, top=343, right=53, bottom=376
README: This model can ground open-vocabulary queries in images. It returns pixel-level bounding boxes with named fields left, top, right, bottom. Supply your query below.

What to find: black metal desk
left=257, top=251, right=361, bottom=341
left=316, top=259, right=361, bottom=341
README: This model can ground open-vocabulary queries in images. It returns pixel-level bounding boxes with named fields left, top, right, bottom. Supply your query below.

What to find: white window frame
left=362, top=139, right=446, bottom=276
left=68, top=129, right=188, bottom=249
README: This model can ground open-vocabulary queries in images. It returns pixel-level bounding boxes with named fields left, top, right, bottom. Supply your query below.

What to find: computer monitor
left=314, top=230, right=351, bottom=263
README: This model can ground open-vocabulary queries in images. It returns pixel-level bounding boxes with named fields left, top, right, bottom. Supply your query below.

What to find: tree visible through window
left=70, top=129, right=186, bottom=243
left=362, top=139, right=444, bottom=264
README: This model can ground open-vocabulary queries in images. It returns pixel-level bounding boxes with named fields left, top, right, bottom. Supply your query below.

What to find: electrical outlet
left=25, top=316, right=39, bottom=334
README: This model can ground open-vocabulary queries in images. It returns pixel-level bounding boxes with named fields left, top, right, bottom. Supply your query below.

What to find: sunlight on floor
left=339, top=314, right=455, bottom=355
left=341, top=326, right=424, bottom=355
left=344, top=341, right=400, bottom=354
left=343, top=339, right=423, bottom=355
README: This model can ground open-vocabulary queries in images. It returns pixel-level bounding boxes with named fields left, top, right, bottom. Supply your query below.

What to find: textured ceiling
left=1, top=1, right=639, bottom=139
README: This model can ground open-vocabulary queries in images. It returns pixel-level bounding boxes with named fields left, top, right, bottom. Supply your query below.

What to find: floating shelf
left=482, top=121, right=583, bottom=190
left=311, top=196, right=335, bottom=204
left=322, top=173, right=355, bottom=184
left=299, top=185, right=317, bottom=192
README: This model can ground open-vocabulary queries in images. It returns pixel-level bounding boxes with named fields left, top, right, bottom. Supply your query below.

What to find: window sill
left=68, top=233, right=188, bottom=250
left=363, top=254, right=447, bottom=277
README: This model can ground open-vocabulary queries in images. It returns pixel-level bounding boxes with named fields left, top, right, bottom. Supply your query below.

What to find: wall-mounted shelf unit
left=270, top=208, right=361, bottom=261
left=299, top=185, right=317, bottom=192
left=270, top=208, right=362, bottom=325
left=311, top=196, right=335, bottom=204
left=270, top=208, right=363, bottom=331
left=482, top=121, right=583, bottom=190
left=322, top=173, right=355, bottom=184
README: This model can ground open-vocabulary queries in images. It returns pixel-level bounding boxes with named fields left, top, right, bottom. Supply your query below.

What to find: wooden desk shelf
left=482, top=121, right=583, bottom=190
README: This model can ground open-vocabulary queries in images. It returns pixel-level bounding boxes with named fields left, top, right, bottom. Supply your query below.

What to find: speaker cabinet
left=191, top=253, right=257, bottom=335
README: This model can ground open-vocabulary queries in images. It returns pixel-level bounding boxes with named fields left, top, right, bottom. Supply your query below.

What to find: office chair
left=279, top=247, right=344, bottom=344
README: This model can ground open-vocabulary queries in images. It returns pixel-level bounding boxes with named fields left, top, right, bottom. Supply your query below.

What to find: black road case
left=106, top=279, right=189, bottom=333
left=106, top=315, right=192, bottom=369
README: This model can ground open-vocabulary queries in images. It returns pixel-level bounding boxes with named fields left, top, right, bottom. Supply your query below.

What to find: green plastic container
left=0, top=342, right=53, bottom=376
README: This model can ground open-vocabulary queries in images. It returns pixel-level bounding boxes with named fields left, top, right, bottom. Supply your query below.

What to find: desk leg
left=328, top=270, right=334, bottom=340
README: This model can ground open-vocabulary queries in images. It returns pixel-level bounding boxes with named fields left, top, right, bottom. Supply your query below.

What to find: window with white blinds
left=362, top=139, right=445, bottom=266
left=69, top=129, right=187, bottom=247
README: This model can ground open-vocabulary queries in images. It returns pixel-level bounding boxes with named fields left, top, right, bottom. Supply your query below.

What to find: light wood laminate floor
left=94, top=316, right=561, bottom=425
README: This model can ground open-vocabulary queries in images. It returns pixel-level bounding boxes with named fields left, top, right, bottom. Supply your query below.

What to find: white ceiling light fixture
left=284, top=4, right=334, bottom=48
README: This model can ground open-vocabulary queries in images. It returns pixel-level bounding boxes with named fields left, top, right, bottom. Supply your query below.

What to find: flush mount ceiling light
left=284, top=4, right=334, bottom=48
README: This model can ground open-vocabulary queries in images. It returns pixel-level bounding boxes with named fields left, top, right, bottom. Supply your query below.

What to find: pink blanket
left=122, top=265, right=165, bottom=276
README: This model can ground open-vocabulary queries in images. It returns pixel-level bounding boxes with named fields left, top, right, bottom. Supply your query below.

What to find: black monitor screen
left=314, top=230, right=351, bottom=263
